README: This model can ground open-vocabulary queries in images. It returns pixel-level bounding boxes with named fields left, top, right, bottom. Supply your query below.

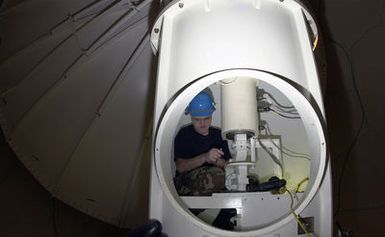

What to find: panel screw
left=179, top=2, right=184, bottom=8
left=154, top=28, right=159, bottom=33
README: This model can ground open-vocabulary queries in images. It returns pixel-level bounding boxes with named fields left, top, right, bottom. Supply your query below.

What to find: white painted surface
left=150, top=0, right=331, bottom=236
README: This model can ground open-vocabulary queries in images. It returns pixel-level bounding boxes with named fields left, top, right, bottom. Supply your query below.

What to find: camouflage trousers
left=174, top=166, right=225, bottom=196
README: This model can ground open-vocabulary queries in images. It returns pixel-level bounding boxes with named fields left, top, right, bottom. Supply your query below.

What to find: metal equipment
left=150, top=0, right=332, bottom=236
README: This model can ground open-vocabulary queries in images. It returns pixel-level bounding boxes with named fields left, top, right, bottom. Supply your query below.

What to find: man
left=173, top=91, right=236, bottom=230
left=174, top=91, right=231, bottom=196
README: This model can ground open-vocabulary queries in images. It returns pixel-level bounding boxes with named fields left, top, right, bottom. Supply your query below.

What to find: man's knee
left=174, top=166, right=226, bottom=196
left=196, top=167, right=225, bottom=195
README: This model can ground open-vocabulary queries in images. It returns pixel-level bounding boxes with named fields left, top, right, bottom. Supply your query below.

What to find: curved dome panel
left=0, top=0, right=157, bottom=227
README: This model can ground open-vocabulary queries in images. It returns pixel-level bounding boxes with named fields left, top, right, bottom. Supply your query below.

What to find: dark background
left=1, top=0, right=385, bottom=236
left=320, top=0, right=385, bottom=236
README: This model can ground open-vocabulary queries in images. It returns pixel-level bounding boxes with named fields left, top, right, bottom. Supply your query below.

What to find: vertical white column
left=221, top=77, right=259, bottom=139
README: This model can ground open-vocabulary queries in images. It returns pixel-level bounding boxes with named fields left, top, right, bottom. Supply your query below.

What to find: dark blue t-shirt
left=174, top=125, right=231, bottom=167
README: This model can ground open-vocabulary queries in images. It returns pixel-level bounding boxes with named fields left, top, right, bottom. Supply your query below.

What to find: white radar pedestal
left=149, top=0, right=332, bottom=236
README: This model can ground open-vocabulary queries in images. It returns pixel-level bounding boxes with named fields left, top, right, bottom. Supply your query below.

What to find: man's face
left=191, top=116, right=212, bottom=136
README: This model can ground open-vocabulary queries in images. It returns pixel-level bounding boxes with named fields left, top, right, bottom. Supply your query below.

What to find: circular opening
left=154, top=69, right=326, bottom=236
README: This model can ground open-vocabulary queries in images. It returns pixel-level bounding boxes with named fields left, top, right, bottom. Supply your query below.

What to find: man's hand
left=205, top=148, right=226, bottom=168
left=176, top=148, right=227, bottom=173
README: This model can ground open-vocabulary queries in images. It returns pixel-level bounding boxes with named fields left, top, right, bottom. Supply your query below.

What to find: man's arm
left=175, top=148, right=226, bottom=173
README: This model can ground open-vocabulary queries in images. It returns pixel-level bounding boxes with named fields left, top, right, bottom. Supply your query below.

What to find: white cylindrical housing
left=221, top=77, right=258, bottom=139
left=149, top=0, right=332, bottom=236
left=150, top=0, right=324, bottom=123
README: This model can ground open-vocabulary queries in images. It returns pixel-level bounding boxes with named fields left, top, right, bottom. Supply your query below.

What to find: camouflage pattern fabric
left=174, top=166, right=225, bottom=196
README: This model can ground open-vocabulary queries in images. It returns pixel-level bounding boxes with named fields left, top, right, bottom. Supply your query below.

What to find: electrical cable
left=257, top=138, right=283, bottom=171
left=264, top=91, right=295, bottom=109
left=318, top=0, right=385, bottom=220
left=263, top=97, right=298, bottom=114
left=264, top=133, right=310, bottom=161
left=264, top=123, right=311, bottom=161
left=296, top=177, right=309, bottom=193
left=279, top=148, right=311, bottom=161
left=270, top=104, right=299, bottom=115
left=327, top=34, right=368, bottom=219
left=270, top=108, right=301, bottom=119
left=280, top=146, right=311, bottom=160
left=278, top=147, right=311, bottom=161
left=285, top=189, right=312, bottom=237
left=312, top=34, right=319, bottom=51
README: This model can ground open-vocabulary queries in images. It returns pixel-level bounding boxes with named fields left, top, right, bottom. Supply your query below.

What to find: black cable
left=327, top=22, right=385, bottom=217
left=316, top=0, right=384, bottom=220
left=330, top=37, right=367, bottom=218
left=270, top=108, right=301, bottom=119
left=324, top=20, right=385, bottom=221
left=317, top=5, right=385, bottom=234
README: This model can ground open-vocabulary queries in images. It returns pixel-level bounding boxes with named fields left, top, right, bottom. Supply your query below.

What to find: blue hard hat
left=186, top=92, right=216, bottom=117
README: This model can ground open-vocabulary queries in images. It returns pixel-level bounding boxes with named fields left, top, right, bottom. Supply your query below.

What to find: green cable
left=285, top=189, right=312, bottom=237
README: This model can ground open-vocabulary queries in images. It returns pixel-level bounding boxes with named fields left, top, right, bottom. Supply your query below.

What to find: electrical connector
left=256, top=88, right=266, bottom=100
left=257, top=100, right=271, bottom=112
left=259, top=120, right=267, bottom=131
